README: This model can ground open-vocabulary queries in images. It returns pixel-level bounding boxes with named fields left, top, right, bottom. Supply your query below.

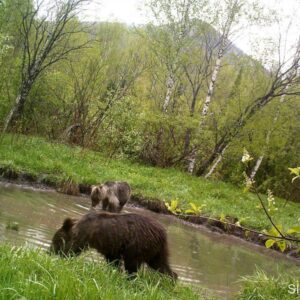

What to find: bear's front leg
left=123, top=257, right=141, bottom=278
left=105, top=255, right=122, bottom=269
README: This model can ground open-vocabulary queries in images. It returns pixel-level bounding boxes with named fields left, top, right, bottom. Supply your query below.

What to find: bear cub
left=90, top=181, right=131, bottom=212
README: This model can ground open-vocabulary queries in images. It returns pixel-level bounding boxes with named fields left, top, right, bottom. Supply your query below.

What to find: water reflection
left=0, top=182, right=299, bottom=299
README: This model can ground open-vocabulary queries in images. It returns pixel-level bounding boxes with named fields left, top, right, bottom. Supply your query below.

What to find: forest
left=0, top=0, right=299, bottom=201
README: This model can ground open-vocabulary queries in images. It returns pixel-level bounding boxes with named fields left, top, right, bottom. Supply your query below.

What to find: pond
left=0, top=182, right=299, bottom=299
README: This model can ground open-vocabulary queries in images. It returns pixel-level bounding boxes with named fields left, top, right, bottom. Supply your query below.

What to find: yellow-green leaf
left=287, top=226, right=300, bottom=234
left=171, top=200, right=178, bottom=210
left=288, top=167, right=300, bottom=176
left=268, top=225, right=283, bottom=237
left=265, top=239, right=276, bottom=248
left=189, top=202, right=197, bottom=211
left=277, top=240, right=287, bottom=252
left=220, top=213, right=226, bottom=222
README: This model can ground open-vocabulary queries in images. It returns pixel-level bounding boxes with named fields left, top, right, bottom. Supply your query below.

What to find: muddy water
left=0, top=182, right=299, bottom=299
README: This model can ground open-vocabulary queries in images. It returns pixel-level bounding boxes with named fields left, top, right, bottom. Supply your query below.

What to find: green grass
left=0, top=245, right=208, bottom=300
left=0, top=134, right=299, bottom=231
left=237, top=271, right=300, bottom=300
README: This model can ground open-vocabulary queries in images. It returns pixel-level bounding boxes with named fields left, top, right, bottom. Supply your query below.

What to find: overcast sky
left=81, top=0, right=300, bottom=62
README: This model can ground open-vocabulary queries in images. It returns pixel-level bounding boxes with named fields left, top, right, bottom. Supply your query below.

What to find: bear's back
left=73, top=211, right=167, bottom=255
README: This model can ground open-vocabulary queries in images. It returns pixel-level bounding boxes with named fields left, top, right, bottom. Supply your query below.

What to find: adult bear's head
left=50, top=218, right=76, bottom=256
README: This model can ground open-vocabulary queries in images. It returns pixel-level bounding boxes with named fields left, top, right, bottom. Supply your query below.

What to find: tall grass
left=0, top=245, right=208, bottom=300
left=0, top=134, right=299, bottom=230
left=237, top=271, right=300, bottom=300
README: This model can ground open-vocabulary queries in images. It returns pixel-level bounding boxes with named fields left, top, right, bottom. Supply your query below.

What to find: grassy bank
left=0, top=245, right=298, bottom=300
left=0, top=134, right=299, bottom=231
left=0, top=245, right=208, bottom=300
left=237, top=271, right=300, bottom=300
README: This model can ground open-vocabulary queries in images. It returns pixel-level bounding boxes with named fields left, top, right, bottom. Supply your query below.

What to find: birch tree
left=2, top=0, right=89, bottom=133
left=143, top=0, right=209, bottom=164
left=249, top=94, right=283, bottom=180
left=187, top=0, right=264, bottom=173
left=250, top=38, right=300, bottom=179
left=144, top=0, right=204, bottom=113
left=197, top=37, right=300, bottom=176
left=181, top=22, right=216, bottom=165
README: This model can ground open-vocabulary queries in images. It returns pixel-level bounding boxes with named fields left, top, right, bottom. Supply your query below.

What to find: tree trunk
left=201, top=55, right=223, bottom=120
left=153, top=74, right=176, bottom=164
left=187, top=147, right=197, bottom=174
left=196, top=138, right=228, bottom=176
left=249, top=93, right=286, bottom=179
left=250, top=154, right=264, bottom=180
left=204, top=144, right=228, bottom=178
left=188, top=42, right=226, bottom=174
left=3, top=81, right=32, bottom=132
left=183, top=128, right=192, bottom=156
left=183, top=92, right=198, bottom=159
left=162, top=75, right=175, bottom=112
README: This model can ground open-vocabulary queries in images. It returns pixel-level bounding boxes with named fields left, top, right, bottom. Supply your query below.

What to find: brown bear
left=90, top=181, right=131, bottom=213
left=50, top=211, right=177, bottom=279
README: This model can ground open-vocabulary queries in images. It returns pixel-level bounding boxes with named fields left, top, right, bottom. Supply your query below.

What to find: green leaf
left=277, top=240, right=287, bottom=253
left=189, top=202, right=197, bottom=211
left=268, top=225, right=283, bottom=237
left=220, top=213, right=226, bottom=222
left=287, top=226, right=300, bottom=234
left=165, top=200, right=182, bottom=214
left=288, top=167, right=300, bottom=176
left=288, top=167, right=300, bottom=182
left=171, top=200, right=178, bottom=210
left=265, top=239, right=276, bottom=248
left=185, top=209, right=194, bottom=214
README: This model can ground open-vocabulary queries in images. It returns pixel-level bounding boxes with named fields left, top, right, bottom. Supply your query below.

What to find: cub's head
left=90, top=185, right=108, bottom=207
left=50, top=218, right=75, bottom=256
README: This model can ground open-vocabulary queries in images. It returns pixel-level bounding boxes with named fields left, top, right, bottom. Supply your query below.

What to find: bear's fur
left=50, top=211, right=177, bottom=279
left=90, top=181, right=131, bottom=212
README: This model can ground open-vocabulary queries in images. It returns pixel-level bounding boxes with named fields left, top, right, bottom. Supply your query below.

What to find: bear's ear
left=62, top=218, right=75, bottom=231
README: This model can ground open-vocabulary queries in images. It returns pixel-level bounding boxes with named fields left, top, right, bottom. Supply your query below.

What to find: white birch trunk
left=187, top=147, right=197, bottom=174
left=3, top=79, right=32, bottom=132
left=201, top=54, right=222, bottom=119
left=188, top=0, right=237, bottom=174
left=162, top=75, right=175, bottom=113
left=188, top=43, right=226, bottom=173
left=250, top=155, right=264, bottom=180
left=204, top=144, right=228, bottom=178
left=249, top=131, right=271, bottom=180
left=250, top=92, right=286, bottom=179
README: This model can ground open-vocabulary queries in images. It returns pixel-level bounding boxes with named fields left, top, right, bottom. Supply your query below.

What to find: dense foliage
left=0, top=0, right=299, bottom=200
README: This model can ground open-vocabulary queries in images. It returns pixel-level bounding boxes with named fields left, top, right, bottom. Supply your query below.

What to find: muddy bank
left=0, top=165, right=299, bottom=261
